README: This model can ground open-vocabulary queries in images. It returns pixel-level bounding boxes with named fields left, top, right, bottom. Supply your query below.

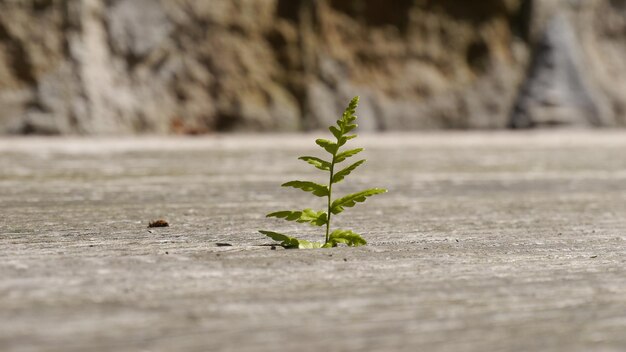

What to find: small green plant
left=259, top=96, right=387, bottom=249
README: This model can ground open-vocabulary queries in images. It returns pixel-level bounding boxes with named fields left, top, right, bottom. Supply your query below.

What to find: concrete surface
left=1, top=132, right=625, bottom=352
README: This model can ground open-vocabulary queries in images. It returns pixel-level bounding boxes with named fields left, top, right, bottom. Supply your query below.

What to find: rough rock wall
left=0, top=0, right=623, bottom=134
left=578, top=0, right=626, bottom=127
left=294, top=0, right=529, bottom=130
left=0, top=0, right=301, bottom=134
left=510, top=0, right=626, bottom=128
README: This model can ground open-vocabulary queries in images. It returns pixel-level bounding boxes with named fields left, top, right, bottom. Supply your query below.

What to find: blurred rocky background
left=0, top=0, right=624, bottom=135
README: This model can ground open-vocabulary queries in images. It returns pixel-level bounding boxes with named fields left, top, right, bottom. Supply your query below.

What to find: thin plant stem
left=325, top=155, right=335, bottom=244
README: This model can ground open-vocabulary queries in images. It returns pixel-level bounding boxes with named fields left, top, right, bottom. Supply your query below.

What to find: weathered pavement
left=1, top=132, right=625, bottom=352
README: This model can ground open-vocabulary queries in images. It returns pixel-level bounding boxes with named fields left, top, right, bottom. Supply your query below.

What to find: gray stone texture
left=1, top=133, right=626, bottom=351
left=0, top=0, right=625, bottom=134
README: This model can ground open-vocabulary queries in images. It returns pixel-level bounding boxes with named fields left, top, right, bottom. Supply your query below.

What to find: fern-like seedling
left=259, top=96, right=387, bottom=249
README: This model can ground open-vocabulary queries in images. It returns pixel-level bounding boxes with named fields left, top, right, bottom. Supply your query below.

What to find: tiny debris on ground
left=148, top=219, right=169, bottom=228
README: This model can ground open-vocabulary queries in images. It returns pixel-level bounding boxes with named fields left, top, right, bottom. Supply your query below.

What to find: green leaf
left=259, top=231, right=324, bottom=249
left=259, top=230, right=300, bottom=248
left=329, top=229, right=367, bottom=247
left=316, top=139, right=338, bottom=155
left=332, top=160, right=365, bottom=184
left=337, top=121, right=357, bottom=136
left=267, top=209, right=327, bottom=226
left=331, top=188, right=387, bottom=214
left=282, top=181, right=329, bottom=197
left=298, top=156, right=331, bottom=171
left=300, top=209, right=328, bottom=226
left=329, top=126, right=342, bottom=140
left=337, top=97, right=359, bottom=134
left=267, top=210, right=301, bottom=221
left=335, top=148, right=363, bottom=163
left=342, top=97, right=359, bottom=122
left=337, top=134, right=357, bottom=147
